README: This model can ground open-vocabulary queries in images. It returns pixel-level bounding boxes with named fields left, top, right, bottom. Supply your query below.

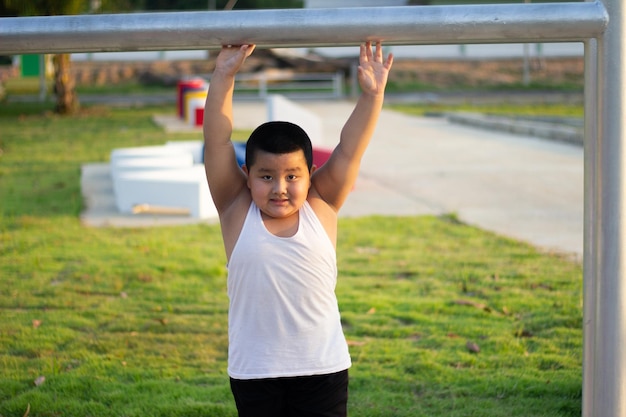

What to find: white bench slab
left=110, top=145, right=193, bottom=165
left=111, top=154, right=195, bottom=194
left=165, top=140, right=204, bottom=164
left=114, top=165, right=216, bottom=219
left=112, top=154, right=194, bottom=172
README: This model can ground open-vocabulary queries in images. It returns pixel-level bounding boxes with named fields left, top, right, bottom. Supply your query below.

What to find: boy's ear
left=242, top=164, right=252, bottom=189
left=309, top=165, right=317, bottom=188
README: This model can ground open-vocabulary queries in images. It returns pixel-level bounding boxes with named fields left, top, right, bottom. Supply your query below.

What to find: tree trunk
left=52, top=53, right=80, bottom=115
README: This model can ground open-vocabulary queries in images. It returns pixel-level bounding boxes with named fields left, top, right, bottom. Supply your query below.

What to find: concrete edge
left=445, top=112, right=584, bottom=147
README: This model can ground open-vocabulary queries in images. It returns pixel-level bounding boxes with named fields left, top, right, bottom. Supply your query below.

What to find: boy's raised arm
left=312, top=42, right=393, bottom=211
left=203, top=44, right=255, bottom=213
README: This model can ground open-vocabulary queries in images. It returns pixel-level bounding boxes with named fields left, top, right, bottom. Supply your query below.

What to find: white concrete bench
left=114, top=165, right=217, bottom=219
left=111, top=154, right=195, bottom=195
left=111, top=154, right=194, bottom=174
left=110, top=145, right=211, bottom=218
left=165, top=140, right=204, bottom=164
left=110, top=145, right=192, bottom=165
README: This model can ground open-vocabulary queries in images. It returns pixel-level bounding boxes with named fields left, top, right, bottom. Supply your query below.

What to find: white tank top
left=227, top=201, right=351, bottom=379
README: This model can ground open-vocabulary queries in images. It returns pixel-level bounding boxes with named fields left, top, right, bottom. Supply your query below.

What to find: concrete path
left=81, top=99, right=583, bottom=259
left=305, top=101, right=583, bottom=259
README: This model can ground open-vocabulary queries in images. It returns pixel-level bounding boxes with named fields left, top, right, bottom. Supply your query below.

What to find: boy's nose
left=273, top=179, right=287, bottom=195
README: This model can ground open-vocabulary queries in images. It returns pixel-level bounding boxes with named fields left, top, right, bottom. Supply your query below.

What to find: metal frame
left=0, top=3, right=607, bottom=53
left=0, top=1, right=622, bottom=415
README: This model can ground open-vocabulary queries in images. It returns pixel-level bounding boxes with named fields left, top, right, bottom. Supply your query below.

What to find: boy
left=203, top=41, right=393, bottom=417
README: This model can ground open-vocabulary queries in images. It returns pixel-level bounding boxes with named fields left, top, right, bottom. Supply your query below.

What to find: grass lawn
left=0, top=101, right=583, bottom=416
left=388, top=102, right=584, bottom=118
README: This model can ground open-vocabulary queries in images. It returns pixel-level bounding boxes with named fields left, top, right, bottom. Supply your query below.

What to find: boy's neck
left=261, top=209, right=300, bottom=238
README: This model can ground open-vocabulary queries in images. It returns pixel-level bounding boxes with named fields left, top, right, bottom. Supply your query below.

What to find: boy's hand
left=357, top=41, right=393, bottom=97
left=214, top=44, right=256, bottom=77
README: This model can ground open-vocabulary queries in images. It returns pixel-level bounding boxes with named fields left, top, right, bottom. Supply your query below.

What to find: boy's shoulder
left=219, top=190, right=253, bottom=259
left=307, top=190, right=338, bottom=241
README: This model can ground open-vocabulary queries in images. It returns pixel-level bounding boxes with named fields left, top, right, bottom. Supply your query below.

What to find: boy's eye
left=262, top=175, right=272, bottom=180
left=287, top=175, right=298, bottom=181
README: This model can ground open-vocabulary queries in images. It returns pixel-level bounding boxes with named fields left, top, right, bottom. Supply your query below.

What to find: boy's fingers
left=359, top=43, right=368, bottom=62
left=243, top=44, right=256, bottom=55
left=385, top=53, right=394, bottom=69
left=221, top=44, right=255, bottom=50
left=375, top=41, right=383, bottom=61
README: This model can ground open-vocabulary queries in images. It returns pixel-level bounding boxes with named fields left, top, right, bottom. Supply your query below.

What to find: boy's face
left=243, top=149, right=313, bottom=220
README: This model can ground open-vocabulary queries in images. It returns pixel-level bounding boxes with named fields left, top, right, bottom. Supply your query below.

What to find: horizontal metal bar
left=0, top=2, right=607, bottom=55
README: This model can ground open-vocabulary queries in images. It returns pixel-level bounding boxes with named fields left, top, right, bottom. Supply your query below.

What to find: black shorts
left=229, top=369, right=349, bottom=417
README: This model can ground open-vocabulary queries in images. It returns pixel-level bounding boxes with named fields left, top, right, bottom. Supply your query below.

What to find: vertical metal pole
left=523, top=43, right=531, bottom=86
left=334, top=71, right=343, bottom=99
left=582, top=37, right=598, bottom=417
left=594, top=1, right=626, bottom=415
left=38, top=54, right=47, bottom=102
left=522, top=0, right=531, bottom=86
left=259, top=73, right=268, bottom=99
left=350, top=63, right=358, bottom=99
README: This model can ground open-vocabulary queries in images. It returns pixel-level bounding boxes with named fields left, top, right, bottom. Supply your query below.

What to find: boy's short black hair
left=245, top=121, right=314, bottom=171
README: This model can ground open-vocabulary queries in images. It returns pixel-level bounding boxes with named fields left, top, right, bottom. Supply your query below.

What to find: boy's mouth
left=270, top=198, right=289, bottom=205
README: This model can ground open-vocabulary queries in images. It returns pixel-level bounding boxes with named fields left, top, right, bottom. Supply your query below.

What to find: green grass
left=76, top=82, right=175, bottom=96
left=389, top=102, right=584, bottom=118
left=384, top=79, right=583, bottom=95
left=0, top=102, right=583, bottom=416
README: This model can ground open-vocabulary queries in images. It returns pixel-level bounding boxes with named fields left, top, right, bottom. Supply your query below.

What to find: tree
left=2, top=0, right=86, bottom=114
